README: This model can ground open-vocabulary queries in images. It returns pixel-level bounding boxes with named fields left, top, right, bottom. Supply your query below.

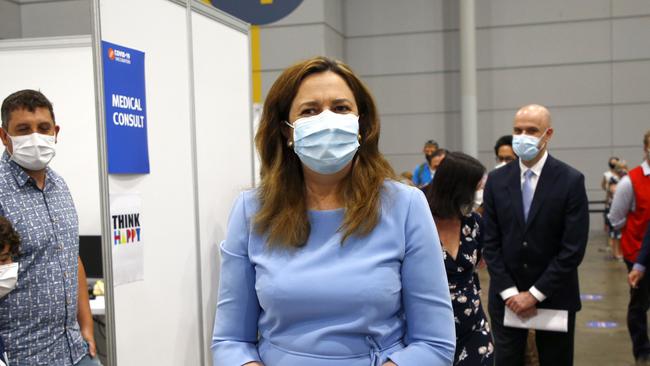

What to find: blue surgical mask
left=512, top=129, right=547, bottom=161
left=286, top=110, right=360, bottom=174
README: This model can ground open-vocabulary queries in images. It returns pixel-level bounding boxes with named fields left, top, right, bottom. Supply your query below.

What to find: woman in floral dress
left=425, top=152, right=494, bottom=365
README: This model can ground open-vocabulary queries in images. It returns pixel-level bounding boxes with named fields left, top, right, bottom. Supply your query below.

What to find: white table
left=90, top=296, right=105, bottom=316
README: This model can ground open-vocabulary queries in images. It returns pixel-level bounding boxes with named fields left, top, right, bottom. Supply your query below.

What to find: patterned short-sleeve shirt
left=0, top=152, right=87, bottom=366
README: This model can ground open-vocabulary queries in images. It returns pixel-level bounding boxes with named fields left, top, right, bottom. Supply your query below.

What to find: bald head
left=513, top=104, right=553, bottom=137
left=515, top=104, right=552, bottom=129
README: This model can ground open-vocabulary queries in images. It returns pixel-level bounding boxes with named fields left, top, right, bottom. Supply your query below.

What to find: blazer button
left=523, top=241, right=528, bottom=247
left=523, top=263, right=528, bottom=269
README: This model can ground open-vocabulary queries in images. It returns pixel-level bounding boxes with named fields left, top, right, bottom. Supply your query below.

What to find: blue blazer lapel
left=524, top=155, right=556, bottom=231
left=506, top=163, right=525, bottom=229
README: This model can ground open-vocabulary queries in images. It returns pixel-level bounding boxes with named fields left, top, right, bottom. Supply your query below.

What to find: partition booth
left=0, top=1, right=253, bottom=365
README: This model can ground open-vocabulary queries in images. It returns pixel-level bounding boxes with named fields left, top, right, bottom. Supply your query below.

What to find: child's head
left=0, top=216, right=20, bottom=265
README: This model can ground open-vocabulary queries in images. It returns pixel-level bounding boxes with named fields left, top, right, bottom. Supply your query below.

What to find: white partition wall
left=190, top=4, right=253, bottom=364
left=92, top=0, right=252, bottom=364
left=0, top=36, right=101, bottom=236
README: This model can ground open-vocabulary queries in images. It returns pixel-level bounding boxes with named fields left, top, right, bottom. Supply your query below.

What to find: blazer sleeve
left=211, top=193, right=262, bottom=366
left=533, top=172, right=589, bottom=298
left=482, top=175, right=517, bottom=293
left=388, top=188, right=456, bottom=366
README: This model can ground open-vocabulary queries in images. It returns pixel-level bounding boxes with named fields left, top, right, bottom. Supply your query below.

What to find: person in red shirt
left=608, top=130, right=650, bottom=364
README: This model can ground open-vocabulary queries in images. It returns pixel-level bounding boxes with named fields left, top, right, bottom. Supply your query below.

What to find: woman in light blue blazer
left=211, top=56, right=455, bottom=366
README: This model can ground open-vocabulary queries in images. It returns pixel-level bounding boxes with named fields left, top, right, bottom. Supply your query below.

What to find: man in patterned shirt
left=0, top=90, right=100, bottom=366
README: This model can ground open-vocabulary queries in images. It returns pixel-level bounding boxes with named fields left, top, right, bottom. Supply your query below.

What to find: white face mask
left=474, top=189, right=484, bottom=209
left=8, top=132, right=56, bottom=171
left=0, top=262, right=18, bottom=298
left=494, top=161, right=507, bottom=170
left=286, top=110, right=360, bottom=174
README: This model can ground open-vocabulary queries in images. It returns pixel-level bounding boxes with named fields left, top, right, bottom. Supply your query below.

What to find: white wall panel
left=270, top=0, right=325, bottom=27
left=477, top=64, right=611, bottom=110
left=191, top=11, right=252, bottom=365
left=384, top=153, right=427, bottom=176
left=613, top=147, right=647, bottom=168
left=0, top=0, right=21, bottom=39
left=613, top=104, right=650, bottom=146
left=613, top=60, right=650, bottom=103
left=477, top=110, right=517, bottom=152
left=324, top=25, right=344, bottom=61
left=21, top=0, right=90, bottom=37
left=0, top=38, right=100, bottom=235
left=613, top=0, right=650, bottom=17
left=379, top=113, right=449, bottom=154
left=347, top=31, right=459, bottom=76
left=261, top=70, right=281, bottom=100
left=552, top=148, right=612, bottom=191
left=363, top=72, right=460, bottom=115
left=324, top=0, right=344, bottom=34
left=344, top=0, right=458, bottom=37
left=613, top=17, right=650, bottom=60
left=475, top=0, right=610, bottom=28
left=260, top=24, right=328, bottom=70
left=545, top=106, right=612, bottom=149
left=477, top=20, right=610, bottom=69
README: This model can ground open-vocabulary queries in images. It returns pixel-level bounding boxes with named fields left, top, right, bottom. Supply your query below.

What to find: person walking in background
left=419, top=148, right=448, bottom=190
left=412, top=139, right=439, bottom=187
left=211, top=57, right=456, bottom=366
left=603, top=156, right=620, bottom=194
left=482, top=104, right=589, bottom=366
left=603, top=156, right=621, bottom=247
left=608, top=130, right=650, bottom=365
left=606, top=160, right=628, bottom=260
left=425, top=152, right=494, bottom=365
left=494, top=135, right=517, bottom=170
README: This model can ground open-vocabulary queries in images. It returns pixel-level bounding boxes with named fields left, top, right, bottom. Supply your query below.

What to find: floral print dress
left=442, top=213, right=494, bottom=365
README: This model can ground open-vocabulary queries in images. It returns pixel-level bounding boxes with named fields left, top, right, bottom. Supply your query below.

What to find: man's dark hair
left=0, top=216, right=20, bottom=257
left=425, top=151, right=485, bottom=219
left=1, top=89, right=55, bottom=130
left=424, top=139, right=439, bottom=148
left=494, top=135, right=513, bottom=157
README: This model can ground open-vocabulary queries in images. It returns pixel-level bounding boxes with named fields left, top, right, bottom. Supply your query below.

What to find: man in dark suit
left=483, top=104, right=589, bottom=366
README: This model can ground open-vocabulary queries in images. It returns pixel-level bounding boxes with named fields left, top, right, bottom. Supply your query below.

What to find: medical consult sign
left=102, top=41, right=150, bottom=174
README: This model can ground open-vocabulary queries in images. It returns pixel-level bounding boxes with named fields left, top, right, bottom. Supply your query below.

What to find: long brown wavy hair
left=254, top=56, right=396, bottom=248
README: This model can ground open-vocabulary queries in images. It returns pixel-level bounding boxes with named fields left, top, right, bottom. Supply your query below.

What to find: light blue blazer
left=212, top=181, right=455, bottom=366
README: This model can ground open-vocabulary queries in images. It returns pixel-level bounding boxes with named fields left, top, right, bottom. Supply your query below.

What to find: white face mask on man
left=7, top=132, right=56, bottom=171
left=0, top=262, right=18, bottom=298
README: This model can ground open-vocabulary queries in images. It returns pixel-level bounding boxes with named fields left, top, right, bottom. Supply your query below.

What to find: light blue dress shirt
left=211, top=181, right=455, bottom=366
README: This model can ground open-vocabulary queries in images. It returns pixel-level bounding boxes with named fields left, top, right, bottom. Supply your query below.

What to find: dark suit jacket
left=483, top=154, right=589, bottom=314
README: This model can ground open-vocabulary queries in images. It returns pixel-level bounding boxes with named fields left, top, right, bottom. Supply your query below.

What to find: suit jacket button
left=523, top=241, right=528, bottom=247
left=523, top=263, right=528, bottom=269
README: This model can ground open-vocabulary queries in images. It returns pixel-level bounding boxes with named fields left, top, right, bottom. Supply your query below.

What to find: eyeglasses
left=497, top=156, right=516, bottom=163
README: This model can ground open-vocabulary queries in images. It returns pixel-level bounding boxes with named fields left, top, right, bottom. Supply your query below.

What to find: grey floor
left=479, top=230, right=636, bottom=365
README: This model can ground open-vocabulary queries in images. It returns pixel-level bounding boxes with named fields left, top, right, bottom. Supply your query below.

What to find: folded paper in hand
left=504, top=308, right=568, bottom=332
